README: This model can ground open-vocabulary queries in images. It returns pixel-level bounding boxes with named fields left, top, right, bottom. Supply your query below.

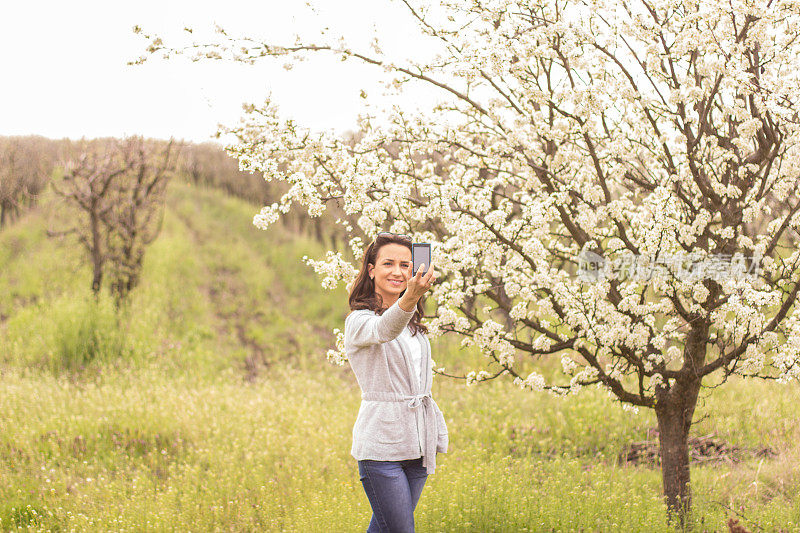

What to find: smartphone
left=412, top=243, right=431, bottom=276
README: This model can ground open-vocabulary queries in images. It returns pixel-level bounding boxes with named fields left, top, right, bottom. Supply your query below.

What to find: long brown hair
left=349, top=233, right=428, bottom=336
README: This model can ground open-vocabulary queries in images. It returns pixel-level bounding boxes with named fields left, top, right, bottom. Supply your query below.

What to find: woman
left=345, top=232, right=449, bottom=533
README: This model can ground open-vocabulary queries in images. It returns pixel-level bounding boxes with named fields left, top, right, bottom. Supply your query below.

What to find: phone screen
left=412, top=243, right=431, bottom=275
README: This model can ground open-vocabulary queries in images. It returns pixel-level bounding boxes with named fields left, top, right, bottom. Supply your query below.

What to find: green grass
left=1, top=180, right=799, bottom=531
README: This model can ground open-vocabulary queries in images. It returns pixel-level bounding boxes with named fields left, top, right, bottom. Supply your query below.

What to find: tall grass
left=49, top=293, right=132, bottom=373
left=2, top=364, right=799, bottom=531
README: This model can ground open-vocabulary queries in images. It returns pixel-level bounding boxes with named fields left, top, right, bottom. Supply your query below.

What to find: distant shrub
left=48, top=294, right=132, bottom=373
left=0, top=135, right=59, bottom=229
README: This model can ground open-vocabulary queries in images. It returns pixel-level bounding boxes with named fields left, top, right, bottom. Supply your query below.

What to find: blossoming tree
left=135, top=0, right=800, bottom=520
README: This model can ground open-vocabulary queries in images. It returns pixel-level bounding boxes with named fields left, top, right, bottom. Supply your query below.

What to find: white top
left=397, top=325, right=423, bottom=387
left=345, top=301, right=449, bottom=474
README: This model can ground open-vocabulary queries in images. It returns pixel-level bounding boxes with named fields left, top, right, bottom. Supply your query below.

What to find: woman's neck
left=377, top=290, right=399, bottom=309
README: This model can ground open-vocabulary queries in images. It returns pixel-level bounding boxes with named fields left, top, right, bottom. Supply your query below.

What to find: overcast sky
left=0, top=0, right=443, bottom=143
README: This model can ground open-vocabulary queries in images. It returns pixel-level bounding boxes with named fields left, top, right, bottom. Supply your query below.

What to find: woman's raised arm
left=345, top=300, right=416, bottom=348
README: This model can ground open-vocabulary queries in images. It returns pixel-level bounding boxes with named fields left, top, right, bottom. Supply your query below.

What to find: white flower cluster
left=471, top=320, right=515, bottom=366
left=428, top=306, right=470, bottom=337
left=302, top=251, right=358, bottom=291
left=326, top=328, right=347, bottom=366
left=252, top=203, right=279, bottom=230
left=465, top=369, right=493, bottom=386
left=513, top=371, right=547, bottom=392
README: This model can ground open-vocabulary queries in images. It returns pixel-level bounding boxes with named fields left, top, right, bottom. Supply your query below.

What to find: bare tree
left=50, top=136, right=179, bottom=307
left=50, top=139, right=132, bottom=294
left=105, top=137, right=179, bottom=306
left=0, top=137, right=50, bottom=228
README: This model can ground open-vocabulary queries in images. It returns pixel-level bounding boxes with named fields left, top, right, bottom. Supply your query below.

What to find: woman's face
left=368, top=243, right=413, bottom=303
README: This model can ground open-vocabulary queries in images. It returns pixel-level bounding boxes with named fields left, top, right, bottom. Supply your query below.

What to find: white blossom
left=139, top=0, right=800, bottom=409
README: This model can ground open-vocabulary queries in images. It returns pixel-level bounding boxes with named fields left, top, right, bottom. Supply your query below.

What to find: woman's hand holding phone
left=398, top=261, right=436, bottom=312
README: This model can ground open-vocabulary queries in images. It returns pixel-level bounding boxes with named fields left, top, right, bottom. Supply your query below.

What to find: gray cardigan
left=345, top=299, right=449, bottom=474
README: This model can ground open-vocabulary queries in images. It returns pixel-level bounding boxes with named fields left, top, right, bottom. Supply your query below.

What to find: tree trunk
left=655, top=378, right=701, bottom=526
left=90, top=210, right=103, bottom=296
left=314, top=217, right=324, bottom=245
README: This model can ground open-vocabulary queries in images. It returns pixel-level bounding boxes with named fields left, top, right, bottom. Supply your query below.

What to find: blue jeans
left=357, top=456, right=428, bottom=532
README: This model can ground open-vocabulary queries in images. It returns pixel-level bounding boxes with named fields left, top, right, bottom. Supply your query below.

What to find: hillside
left=0, top=179, right=347, bottom=379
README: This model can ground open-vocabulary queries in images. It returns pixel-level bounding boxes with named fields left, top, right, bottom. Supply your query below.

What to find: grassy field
left=1, top=180, right=799, bottom=532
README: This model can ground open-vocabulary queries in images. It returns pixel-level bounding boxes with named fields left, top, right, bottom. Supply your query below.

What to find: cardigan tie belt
left=361, top=390, right=440, bottom=474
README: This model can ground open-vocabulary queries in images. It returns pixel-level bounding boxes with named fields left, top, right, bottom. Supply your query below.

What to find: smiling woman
left=348, top=233, right=429, bottom=323
left=369, top=242, right=412, bottom=306
left=344, top=232, right=448, bottom=532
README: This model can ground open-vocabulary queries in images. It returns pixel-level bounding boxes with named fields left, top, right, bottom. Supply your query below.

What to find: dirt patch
left=172, top=200, right=336, bottom=382
left=619, top=430, right=778, bottom=467
left=172, top=206, right=282, bottom=382
left=205, top=263, right=287, bottom=382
